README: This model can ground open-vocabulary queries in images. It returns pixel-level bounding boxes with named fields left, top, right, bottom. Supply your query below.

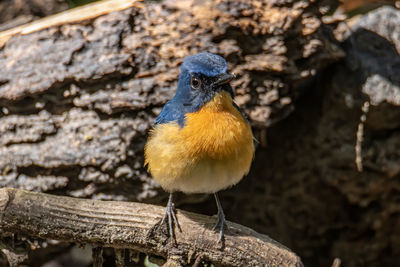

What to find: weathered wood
left=0, top=188, right=303, bottom=267
left=0, top=0, right=342, bottom=202
left=0, top=0, right=69, bottom=32
left=0, top=0, right=142, bottom=47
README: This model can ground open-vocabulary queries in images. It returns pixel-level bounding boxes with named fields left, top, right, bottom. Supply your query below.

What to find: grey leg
left=159, top=193, right=181, bottom=241
left=213, top=192, right=228, bottom=242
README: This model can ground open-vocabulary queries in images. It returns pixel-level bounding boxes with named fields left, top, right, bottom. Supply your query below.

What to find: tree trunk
left=0, top=0, right=341, bottom=203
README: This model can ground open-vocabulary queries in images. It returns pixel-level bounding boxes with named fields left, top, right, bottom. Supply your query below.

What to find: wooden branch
left=0, top=0, right=143, bottom=48
left=0, top=188, right=303, bottom=266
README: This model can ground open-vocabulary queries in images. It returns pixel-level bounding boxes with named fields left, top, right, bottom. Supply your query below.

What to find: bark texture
left=0, top=0, right=342, bottom=201
left=0, top=188, right=303, bottom=267
left=227, top=6, right=399, bottom=267
left=0, top=0, right=69, bottom=31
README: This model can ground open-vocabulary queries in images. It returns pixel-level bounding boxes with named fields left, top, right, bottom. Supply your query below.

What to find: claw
left=154, top=193, right=180, bottom=243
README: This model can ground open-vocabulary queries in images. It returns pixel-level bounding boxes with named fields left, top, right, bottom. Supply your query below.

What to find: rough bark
left=0, top=0, right=342, bottom=201
left=0, top=0, right=69, bottom=31
left=0, top=187, right=303, bottom=267
left=232, top=6, right=399, bottom=267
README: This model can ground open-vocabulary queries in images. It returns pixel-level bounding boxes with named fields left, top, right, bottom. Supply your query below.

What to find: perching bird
left=144, top=52, right=254, bottom=242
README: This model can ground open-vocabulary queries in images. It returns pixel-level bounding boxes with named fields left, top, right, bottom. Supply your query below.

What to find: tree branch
left=0, top=188, right=303, bottom=266
left=0, top=0, right=142, bottom=47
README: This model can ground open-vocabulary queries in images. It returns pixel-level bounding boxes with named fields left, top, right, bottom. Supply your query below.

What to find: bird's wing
left=154, top=100, right=185, bottom=126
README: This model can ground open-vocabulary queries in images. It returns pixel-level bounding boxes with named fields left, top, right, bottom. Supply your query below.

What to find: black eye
left=190, top=77, right=201, bottom=89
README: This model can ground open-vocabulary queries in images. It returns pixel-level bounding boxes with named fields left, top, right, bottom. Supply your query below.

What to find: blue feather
left=154, top=52, right=245, bottom=127
left=154, top=100, right=186, bottom=126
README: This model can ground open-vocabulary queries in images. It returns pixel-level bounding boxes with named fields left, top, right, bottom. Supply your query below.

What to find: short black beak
left=213, top=73, right=236, bottom=86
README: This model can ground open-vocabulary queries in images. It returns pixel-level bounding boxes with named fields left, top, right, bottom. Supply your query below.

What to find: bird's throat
left=201, top=91, right=235, bottom=112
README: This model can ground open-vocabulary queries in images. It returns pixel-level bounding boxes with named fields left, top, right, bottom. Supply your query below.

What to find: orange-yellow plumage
left=144, top=91, right=254, bottom=193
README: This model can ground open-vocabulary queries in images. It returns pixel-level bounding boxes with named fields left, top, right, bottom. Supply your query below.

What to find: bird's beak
left=213, top=73, right=236, bottom=86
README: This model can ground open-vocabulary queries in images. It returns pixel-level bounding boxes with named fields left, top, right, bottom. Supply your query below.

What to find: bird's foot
left=148, top=194, right=181, bottom=245
left=212, top=208, right=228, bottom=243
left=160, top=197, right=181, bottom=240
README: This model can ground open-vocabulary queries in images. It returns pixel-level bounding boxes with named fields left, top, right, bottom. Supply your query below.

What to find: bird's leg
left=212, top=193, right=228, bottom=242
left=158, top=193, right=181, bottom=241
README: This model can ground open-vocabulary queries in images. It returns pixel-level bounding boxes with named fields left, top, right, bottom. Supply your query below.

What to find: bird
left=144, top=52, right=254, bottom=243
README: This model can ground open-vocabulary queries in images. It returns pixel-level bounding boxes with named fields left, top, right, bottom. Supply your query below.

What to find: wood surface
left=0, top=187, right=303, bottom=266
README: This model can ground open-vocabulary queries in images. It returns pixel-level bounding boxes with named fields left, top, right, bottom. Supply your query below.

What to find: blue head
left=155, top=52, right=236, bottom=126
left=175, top=52, right=235, bottom=110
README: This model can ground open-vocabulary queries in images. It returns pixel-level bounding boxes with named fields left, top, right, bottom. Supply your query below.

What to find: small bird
left=144, top=52, right=254, bottom=242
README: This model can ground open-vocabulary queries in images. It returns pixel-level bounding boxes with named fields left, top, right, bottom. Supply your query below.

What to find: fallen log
left=0, top=0, right=342, bottom=202
left=0, top=187, right=303, bottom=266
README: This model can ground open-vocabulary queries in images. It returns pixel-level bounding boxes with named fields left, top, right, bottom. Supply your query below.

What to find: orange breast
left=144, top=91, right=254, bottom=193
